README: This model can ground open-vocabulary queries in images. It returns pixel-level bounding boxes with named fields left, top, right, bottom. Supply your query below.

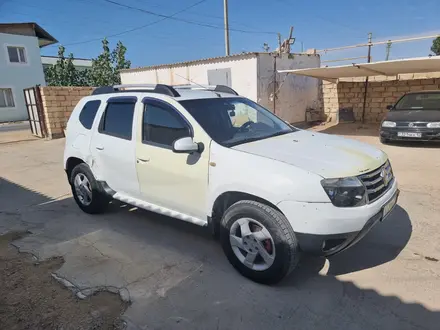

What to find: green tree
left=88, top=38, right=131, bottom=86
left=431, top=37, right=440, bottom=55
left=44, top=46, right=88, bottom=86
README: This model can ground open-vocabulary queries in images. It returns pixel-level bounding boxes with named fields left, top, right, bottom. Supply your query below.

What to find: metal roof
left=278, top=56, right=440, bottom=82
left=0, top=23, right=58, bottom=47
left=121, top=52, right=261, bottom=73
left=121, top=52, right=318, bottom=73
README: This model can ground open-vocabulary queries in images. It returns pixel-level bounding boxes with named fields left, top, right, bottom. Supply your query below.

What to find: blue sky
left=1, top=0, right=439, bottom=67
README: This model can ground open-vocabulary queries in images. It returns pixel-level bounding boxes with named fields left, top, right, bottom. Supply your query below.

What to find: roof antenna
left=173, top=73, right=207, bottom=89
left=173, top=73, right=222, bottom=97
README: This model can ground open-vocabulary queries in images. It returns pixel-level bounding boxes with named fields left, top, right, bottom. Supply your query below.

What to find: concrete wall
left=0, top=32, right=46, bottom=122
left=120, top=54, right=258, bottom=101
left=322, top=73, right=440, bottom=123
left=257, top=53, right=320, bottom=124
left=40, top=86, right=94, bottom=138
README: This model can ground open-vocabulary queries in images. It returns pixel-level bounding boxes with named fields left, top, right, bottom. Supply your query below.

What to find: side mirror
left=172, top=137, right=201, bottom=154
left=386, top=105, right=394, bottom=110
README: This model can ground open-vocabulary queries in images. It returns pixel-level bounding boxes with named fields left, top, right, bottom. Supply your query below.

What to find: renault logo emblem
left=381, top=167, right=390, bottom=186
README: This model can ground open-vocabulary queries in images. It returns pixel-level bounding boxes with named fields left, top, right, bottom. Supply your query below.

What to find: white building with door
left=120, top=52, right=320, bottom=124
left=0, top=23, right=57, bottom=122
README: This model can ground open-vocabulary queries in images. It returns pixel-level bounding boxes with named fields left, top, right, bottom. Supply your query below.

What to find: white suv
left=64, top=84, right=399, bottom=284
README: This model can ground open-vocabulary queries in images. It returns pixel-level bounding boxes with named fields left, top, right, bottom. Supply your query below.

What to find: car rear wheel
left=220, top=200, right=300, bottom=284
left=70, top=163, right=109, bottom=214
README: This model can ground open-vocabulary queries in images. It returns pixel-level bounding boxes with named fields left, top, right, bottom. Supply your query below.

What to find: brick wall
left=321, top=73, right=440, bottom=123
left=40, top=87, right=94, bottom=139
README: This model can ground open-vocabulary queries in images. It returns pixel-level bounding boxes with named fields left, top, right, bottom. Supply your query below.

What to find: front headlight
left=427, top=122, right=440, bottom=128
left=321, top=177, right=366, bottom=207
left=382, top=121, right=396, bottom=128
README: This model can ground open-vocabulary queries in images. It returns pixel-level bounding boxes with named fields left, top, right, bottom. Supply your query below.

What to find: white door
left=90, top=97, right=140, bottom=197
left=135, top=99, right=209, bottom=219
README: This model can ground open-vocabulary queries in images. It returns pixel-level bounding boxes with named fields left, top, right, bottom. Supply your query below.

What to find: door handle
left=137, top=158, right=150, bottom=163
left=96, top=146, right=104, bottom=151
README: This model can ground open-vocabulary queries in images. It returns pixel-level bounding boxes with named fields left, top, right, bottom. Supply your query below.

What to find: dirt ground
left=0, top=231, right=128, bottom=330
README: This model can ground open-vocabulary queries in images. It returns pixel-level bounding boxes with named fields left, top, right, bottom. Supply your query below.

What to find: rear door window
left=99, top=98, right=136, bottom=140
left=79, top=100, right=101, bottom=129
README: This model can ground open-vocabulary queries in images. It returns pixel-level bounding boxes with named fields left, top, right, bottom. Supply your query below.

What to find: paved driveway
left=0, top=126, right=439, bottom=329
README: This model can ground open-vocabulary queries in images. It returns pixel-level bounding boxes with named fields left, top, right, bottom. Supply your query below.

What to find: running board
left=113, top=192, right=208, bottom=227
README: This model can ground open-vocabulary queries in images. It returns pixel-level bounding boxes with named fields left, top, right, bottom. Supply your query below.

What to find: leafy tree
left=44, top=39, right=131, bottom=87
left=44, top=46, right=87, bottom=86
left=88, top=38, right=131, bottom=86
left=431, top=37, right=440, bottom=55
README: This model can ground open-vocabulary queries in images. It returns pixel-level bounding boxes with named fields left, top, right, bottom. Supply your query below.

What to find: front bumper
left=277, top=180, right=399, bottom=256
left=380, top=127, right=440, bottom=141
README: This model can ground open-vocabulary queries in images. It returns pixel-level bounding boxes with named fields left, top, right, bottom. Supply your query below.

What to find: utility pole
left=385, top=40, right=392, bottom=60
left=361, top=32, right=372, bottom=124
left=277, top=33, right=282, bottom=55
left=224, top=0, right=230, bottom=56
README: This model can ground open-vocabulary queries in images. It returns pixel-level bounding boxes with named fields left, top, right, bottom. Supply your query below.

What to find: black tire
left=380, top=136, right=389, bottom=144
left=70, top=163, right=109, bottom=214
left=220, top=200, right=300, bottom=284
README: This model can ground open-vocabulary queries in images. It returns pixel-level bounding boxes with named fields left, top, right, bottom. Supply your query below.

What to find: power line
left=51, top=0, right=276, bottom=48
left=48, top=0, right=209, bottom=47
left=101, top=0, right=277, bottom=35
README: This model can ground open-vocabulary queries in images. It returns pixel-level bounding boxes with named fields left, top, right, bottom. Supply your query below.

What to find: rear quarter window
left=79, top=100, right=101, bottom=129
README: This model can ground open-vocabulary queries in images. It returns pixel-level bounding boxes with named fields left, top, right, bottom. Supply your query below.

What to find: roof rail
left=92, top=84, right=180, bottom=97
left=174, top=84, right=239, bottom=95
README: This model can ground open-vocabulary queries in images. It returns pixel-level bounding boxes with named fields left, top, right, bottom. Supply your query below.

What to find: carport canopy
left=278, top=56, right=440, bottom=82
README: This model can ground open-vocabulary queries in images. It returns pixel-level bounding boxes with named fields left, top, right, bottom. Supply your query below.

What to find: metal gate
left=24, top=86, right=47, bottom=138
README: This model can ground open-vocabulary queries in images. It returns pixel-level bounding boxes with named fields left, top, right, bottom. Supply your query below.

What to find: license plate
left=397, top=132, right=421, bottom=138
left=382, top=193, right=398, bottom=220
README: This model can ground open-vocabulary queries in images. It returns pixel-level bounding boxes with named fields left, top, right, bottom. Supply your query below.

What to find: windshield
left=180, top=97, right=295, bottom=147
left=395, top=93, right=440, bottom=110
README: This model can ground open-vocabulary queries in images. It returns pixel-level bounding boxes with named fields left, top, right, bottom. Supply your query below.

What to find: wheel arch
left=65, top=157, right=85, bottom=183
left=209, top=191, right=284, bottom=236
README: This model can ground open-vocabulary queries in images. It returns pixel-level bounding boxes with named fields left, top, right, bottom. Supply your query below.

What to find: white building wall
left=257, top=53, right=320, bottom=124
left=121, top=55, right=258, bottom=101
left=0, top=33, right=46, bottom=122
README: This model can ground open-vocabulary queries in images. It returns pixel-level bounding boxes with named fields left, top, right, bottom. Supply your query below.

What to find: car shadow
left=385, top=140, right=440, bottom=149
left=1, top=177, right=438, bottom=330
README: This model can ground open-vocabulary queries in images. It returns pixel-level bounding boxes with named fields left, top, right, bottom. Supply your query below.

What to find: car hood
left=385, top=109, right=440, bottom=122
left=232, top=130, right=387, bottom=178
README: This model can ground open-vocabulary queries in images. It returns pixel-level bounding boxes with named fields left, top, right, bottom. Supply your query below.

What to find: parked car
left=380, top=90, right=440, bottom=143
left=64, top=84, right=399, bottom=284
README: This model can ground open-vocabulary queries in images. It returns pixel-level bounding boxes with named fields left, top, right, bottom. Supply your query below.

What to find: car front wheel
left=70, top=163, right=109, bottom=214
left=220, top=200, right=300, bottom=284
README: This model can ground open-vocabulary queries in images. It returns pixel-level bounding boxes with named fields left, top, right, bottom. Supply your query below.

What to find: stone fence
left=40, top=87, right=95, bottom=139
left=321, top=72, right=440, bottom=123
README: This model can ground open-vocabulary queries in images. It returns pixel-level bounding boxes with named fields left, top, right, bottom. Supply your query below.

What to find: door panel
left=90, top=99, right=140, bottom=197
left=136, top=99, right=209, bottom=219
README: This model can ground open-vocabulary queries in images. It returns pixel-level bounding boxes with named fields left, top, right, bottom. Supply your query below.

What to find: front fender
left=207, top=142, right=328, bottom=215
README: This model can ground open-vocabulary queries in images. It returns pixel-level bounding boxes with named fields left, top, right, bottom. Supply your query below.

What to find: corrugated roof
left=121, top=52, right=261, bottom=73
left=121, top=52, right=318, bottom=73
left=278, top=56, right=440, bottom=82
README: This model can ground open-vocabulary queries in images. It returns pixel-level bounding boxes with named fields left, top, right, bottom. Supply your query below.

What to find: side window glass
left=143, top=102, right=190, bottom=147
left=79, top=100, right=101, bottom=129
left=100, top=101, right=135, bottom=140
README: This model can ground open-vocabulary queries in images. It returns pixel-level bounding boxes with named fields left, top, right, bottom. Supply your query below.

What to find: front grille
left=396, top=121, right=428, bottom=128
left=358, top=161, right=394, bottom=203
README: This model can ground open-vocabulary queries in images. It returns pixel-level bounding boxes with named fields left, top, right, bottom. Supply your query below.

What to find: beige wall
left=322, top=73, right=440, bottom=123
left=40, top=87, right=94, bottom=139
